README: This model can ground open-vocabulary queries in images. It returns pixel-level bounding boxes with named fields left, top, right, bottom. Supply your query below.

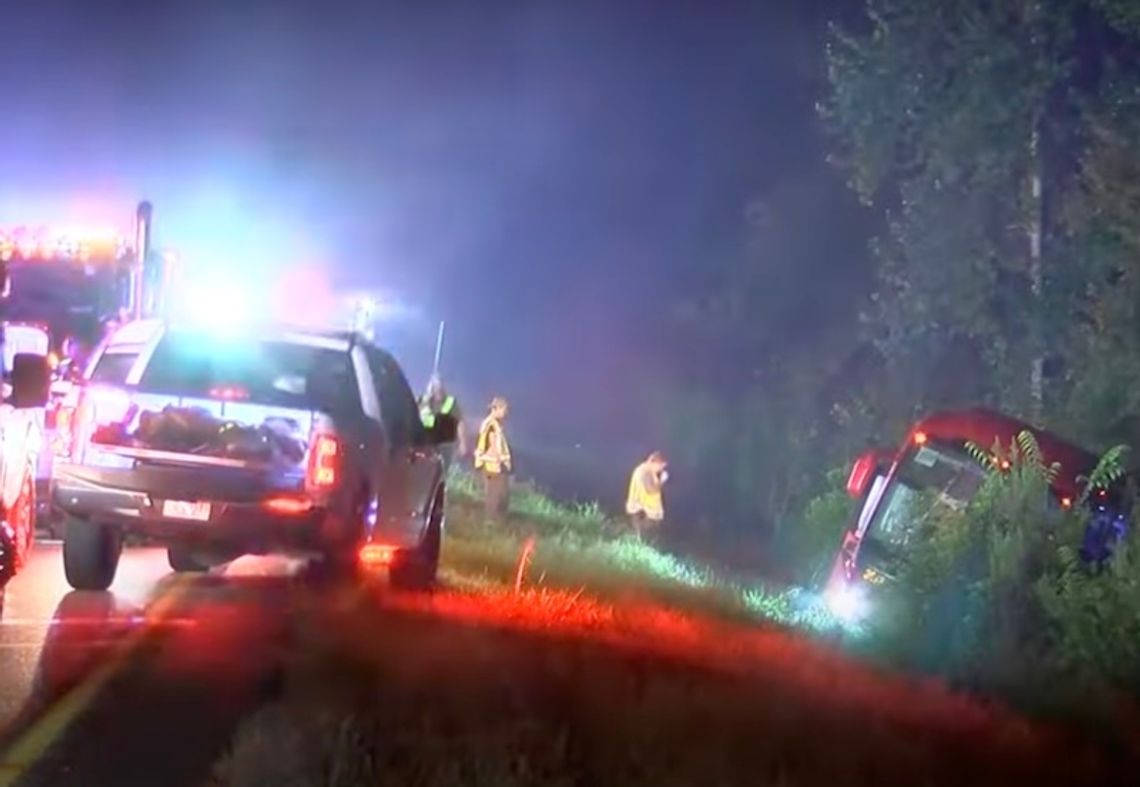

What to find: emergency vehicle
left=52, top=310, right=455, bottom=591
left=0, top=201, right=178, bottom=532
left=823, top=408, right=1133, bottom=626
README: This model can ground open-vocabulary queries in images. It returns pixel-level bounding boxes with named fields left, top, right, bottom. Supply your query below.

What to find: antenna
left=432, top=320, right=445, bottom=377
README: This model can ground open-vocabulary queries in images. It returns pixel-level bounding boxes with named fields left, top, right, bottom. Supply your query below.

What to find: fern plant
left=965, top=431, right=1060, bottom=486
left=878, top=433, right=1139, bottom=710
left=1077, top=444, right=1129, bottom=505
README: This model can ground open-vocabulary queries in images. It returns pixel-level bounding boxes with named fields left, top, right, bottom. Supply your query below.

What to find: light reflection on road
left=0, top=543, right=305, bottom=739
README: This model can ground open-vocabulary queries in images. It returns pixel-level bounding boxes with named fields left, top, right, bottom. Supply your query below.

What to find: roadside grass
left=210, top=473, right=1136, bottom=786
left=443, top=471, right=835, bottom=632
left=212, top=581, right=1119, bottom=787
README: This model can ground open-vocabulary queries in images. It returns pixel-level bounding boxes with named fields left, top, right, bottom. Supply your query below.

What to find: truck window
left=365, top=347, right=419, bottom=449
left=138, top=332, right=358, bottom=413
left=89, top=351, right=139, bottom=384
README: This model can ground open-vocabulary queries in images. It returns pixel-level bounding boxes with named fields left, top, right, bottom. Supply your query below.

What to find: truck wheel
left=390, top=487, right=443, bottom=592
left=63, top=518, right=122, bottom=591
left=311, top=491, right=372, bottom=586
left=167, top=545, right=211, bottom=573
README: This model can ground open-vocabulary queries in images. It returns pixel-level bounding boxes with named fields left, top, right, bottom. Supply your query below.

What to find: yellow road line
left=0, top=576, right=191, bottom=785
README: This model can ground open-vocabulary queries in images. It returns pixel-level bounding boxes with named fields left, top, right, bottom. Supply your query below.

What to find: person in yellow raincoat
left=625, top=451, right=668, bottom=543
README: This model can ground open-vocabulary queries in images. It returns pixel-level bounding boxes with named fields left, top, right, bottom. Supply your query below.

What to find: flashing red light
left=359, top=542, right=397, bottom=568
left=306, top=432, right=340, bottom=491
left=999, top=459, right=1012, bottom=471
left=263, top=496, right=313, bottom=515
left=913, top=431, right=928, bottom=446
left=1060, top=496, right=1073, bottom=509
left=0, top=226, right=130, bottom=263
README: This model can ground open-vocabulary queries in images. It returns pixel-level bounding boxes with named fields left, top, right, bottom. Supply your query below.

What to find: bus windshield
left=862, top=442, right=987, bottom=555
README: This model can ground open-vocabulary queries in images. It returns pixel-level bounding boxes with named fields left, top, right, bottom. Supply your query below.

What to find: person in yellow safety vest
left=474, top=396, right=512, bottom=521
left=419, top=375, right=467, bottom=472
left=625, top=451, right=668, bottom=543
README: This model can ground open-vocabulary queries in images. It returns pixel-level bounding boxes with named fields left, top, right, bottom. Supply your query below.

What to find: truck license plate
left=162, top=500, right=212, bottom=521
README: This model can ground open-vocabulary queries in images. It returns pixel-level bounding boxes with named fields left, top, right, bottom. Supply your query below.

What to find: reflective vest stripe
left=420, top=395, right=456, bottom=428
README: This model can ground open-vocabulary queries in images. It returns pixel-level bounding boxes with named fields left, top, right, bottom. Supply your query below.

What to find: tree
left=658, top=168, right=875, bottom=540
left=1057, top=52, right=1140, bottom=450
left=821, top=0, right=1140, bottom=425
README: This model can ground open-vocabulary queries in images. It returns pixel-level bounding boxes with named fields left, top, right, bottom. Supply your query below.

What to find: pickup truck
left=52, top=318, right=457, bottom=591
left=0, top=323, right=52, bottom=587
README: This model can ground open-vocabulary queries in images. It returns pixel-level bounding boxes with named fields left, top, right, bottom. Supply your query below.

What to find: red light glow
left=307, top=433, right=340, bottom=490
left=262, top=496, right=313, bottom=515
left=209, top=386, right=249, bottom=400
left=359, top=543, right=397, bottom=568
left=913, top=431, right=928, bottom=446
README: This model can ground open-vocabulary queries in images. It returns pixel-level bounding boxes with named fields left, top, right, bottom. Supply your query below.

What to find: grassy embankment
left=205, top=472, right=1132, bottom=786
left=437, top=470, right=834, bottom=630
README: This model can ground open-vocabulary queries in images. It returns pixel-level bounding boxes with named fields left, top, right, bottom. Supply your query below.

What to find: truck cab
left=0, top=203, right=178, bottom=535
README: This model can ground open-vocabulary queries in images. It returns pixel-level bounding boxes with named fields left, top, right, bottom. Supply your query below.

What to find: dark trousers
left=628, top=512, right=662, bottom=544
left=439, top=445, right=455, bottom=475
left=483, top=472, right=510, bottom=521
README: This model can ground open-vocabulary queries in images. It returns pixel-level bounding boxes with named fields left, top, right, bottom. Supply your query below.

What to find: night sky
left=0, top=0, right=866, bottom=487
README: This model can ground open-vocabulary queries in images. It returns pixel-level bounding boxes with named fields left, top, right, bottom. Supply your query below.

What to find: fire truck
left=0, top=201, right=178, bottom=533
left=822, top=408, right=1133, bottom=627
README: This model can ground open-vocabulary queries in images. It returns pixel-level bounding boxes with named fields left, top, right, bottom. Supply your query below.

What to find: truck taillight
left=306, top=432, right=340, bottom=492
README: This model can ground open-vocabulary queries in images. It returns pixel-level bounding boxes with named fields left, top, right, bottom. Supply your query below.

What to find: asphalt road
left=0, top=541, right=306, bottom=787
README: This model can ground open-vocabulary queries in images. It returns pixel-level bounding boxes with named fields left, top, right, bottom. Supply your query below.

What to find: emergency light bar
left=0, top=226, right=132, bottom=263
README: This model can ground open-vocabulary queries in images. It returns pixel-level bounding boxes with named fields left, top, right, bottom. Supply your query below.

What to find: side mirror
left=846, top=450, right=881, bottom=499
left=425, top=412, right=458, bottom=445
left=10, top=352, right=51, bottom=409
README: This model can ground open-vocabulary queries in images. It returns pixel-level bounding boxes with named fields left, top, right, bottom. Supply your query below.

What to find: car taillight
left=306, top=431, right=340, bottom=492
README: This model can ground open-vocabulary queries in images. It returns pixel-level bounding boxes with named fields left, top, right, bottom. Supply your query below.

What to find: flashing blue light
left=173, top=272, right=265, bottom=334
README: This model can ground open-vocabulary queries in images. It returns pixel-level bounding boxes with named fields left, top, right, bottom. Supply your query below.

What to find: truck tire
left=390, top=486, right=443, bottom=592
left=311, top=490, right=372, bottom=586
left=167, top=545, right=211, bottom=573
left=63, top=518, right=122, bottom=591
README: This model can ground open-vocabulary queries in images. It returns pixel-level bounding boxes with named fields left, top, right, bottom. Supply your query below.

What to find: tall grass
left=443, top=468, right=839, bottom=633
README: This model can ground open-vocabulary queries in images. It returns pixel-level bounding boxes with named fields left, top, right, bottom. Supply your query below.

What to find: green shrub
left=868, top=432, right=1140, bottom=716
left=778, top=467, right=856, bottom=587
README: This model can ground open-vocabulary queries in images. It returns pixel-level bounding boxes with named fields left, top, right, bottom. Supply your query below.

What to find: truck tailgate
left=74, top=389, right=317, bottom=501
